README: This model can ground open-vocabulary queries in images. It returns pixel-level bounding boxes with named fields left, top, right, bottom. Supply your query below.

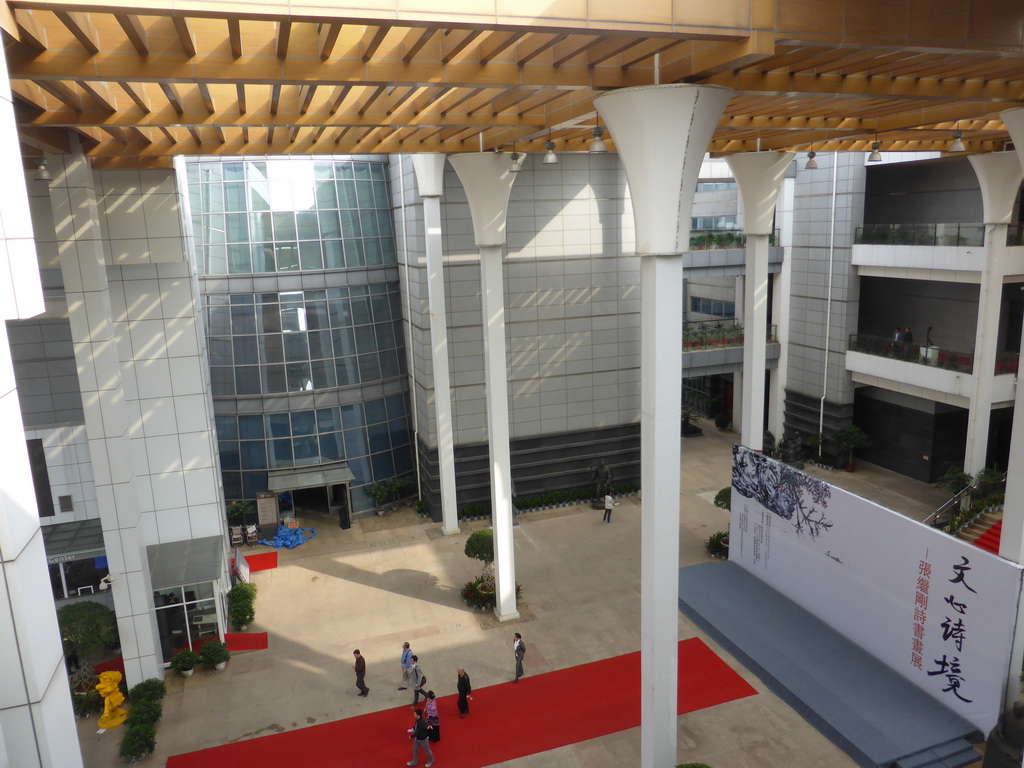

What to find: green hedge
left=119, top=723, right=156, bottom=764
left=125, top=699, right=162, bottom=727
left=128, top=678, right=166, bottom=702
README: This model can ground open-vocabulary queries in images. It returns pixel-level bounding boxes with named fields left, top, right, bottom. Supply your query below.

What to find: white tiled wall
left=26, top=425, right=97, bottom=522
left=402, top=152, right=644, bottom=447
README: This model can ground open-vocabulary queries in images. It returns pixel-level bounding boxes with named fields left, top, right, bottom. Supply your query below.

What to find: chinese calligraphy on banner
left=729, top=445, right=1023, bottom=732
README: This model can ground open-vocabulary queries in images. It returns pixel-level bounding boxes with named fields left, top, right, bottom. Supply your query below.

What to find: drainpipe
left=817, top=152, right=839, bottom=455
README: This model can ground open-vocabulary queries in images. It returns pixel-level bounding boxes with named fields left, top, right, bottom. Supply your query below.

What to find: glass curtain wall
left=184, top=157, right=413, bottom=513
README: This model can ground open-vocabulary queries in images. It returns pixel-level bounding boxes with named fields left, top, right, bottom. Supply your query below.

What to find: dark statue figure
left=983, top=701, right=1024, bottom=768
left=592, top=460, right=613, bottom=507
left=763, top=430, right=777, bottom=459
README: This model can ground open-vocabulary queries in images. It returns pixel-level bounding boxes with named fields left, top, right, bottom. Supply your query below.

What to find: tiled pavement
left=76, top=421, right=974, bottom=768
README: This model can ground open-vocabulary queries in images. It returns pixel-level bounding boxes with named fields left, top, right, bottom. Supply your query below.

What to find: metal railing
left=924, top=485, right=974, bottom=528
left=847, top=333, right=974, bottom=374
left=683, top=321, right=777, bottom=351
left=688, top=229, right=780, bottom=250
left=854, top=223, right=984, bottom=247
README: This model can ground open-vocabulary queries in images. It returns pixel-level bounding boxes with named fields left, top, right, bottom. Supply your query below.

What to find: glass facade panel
left=188, top=157, right=412, bottom=513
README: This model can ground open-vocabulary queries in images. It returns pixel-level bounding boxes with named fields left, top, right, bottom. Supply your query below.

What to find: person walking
left=398, top=642, right=413, bottom=690
left=406, top=708, right=435, bottom=768
left=603, top=492, right=613, bottom=523
left=352, top=649, right=369, bottom=697
left=456, top=668, right=472, bottom=718
left=513, top=633, right=526, bottom=682
left=423, top=690, right=441, bottom=742
left=410, top=655, right=429, bottom=707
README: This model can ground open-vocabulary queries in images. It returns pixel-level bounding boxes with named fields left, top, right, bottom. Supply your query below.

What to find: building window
left=689, top=296, right=736, bottom=318
left=189, top=159, right=397, bottom=275
left=696, top=181, right=737, bottom=192
left=691, top=216, right=738, bottom=230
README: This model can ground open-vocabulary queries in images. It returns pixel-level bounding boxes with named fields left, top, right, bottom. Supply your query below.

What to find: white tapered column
left=992, top=108, right=1024, bottom=709
left=597, top=83, right=732, bottom=768
left=447, top=153, right=520, bottom=621
left=411, top=154, right=460, bottom=536
left=963, top=152, right=1022, bottom=476
left=726, top=152, right=794, bottom=451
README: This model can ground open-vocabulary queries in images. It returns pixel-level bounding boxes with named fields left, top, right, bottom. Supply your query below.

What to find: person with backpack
left=410, top=655, right=429, bottom=706
left=513, top=633, right=526, bottom=682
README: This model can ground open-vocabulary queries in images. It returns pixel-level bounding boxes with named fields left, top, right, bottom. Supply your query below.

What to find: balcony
left=848, top=333, right=974, bottom=373
left=683, top=320, right=777, bottom=351
left=688, top=229, right=780, bottom=250
left=854, top=223, right=984, bottom=247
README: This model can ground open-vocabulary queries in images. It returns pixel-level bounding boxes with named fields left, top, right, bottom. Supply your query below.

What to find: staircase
left=956, top=510, right=1002, bottom=555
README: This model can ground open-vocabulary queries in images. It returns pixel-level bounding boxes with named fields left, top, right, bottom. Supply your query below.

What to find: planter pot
left=845, top=463, right=856, bottom=472
left=215, top=661, right=227, bottom=671
left=180, top=668, right=194, bottom=678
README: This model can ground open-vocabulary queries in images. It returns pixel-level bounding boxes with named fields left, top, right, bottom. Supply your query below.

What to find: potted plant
left=835, top=424, right=871, bottom=471
left=200, top=640, right=231, bottom=670
left=227, top=582, right=257, bottom=630
left=169, top=648, right=200, bottom=677
left=366, top=481, right=390, bottom=516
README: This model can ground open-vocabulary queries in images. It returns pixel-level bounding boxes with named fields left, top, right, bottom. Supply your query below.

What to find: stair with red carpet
left=973, top=519, right=1002, bottom=554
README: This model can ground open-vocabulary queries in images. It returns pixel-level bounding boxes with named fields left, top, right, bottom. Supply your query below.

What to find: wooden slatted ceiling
left=4, top=5, right=1024, bottom=168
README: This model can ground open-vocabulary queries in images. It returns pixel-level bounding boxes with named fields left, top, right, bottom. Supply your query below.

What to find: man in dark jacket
left=352, top=649, right=368, bottom=696
left=406, top=708, right=434, bottom=767
left=456, top=668, right=472, bottom=718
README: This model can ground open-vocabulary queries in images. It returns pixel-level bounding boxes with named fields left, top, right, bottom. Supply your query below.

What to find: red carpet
left=973, top=519, right=1002, bottom=554
left=167, top=637, right=755, bottom=768
left=225, top=632, right=269, bottom=652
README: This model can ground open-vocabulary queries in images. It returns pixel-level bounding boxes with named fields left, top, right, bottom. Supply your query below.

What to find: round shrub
left=713, top=487, right=731, bottom=510
left=677, top=763, right=712, bottom=768
left=200, top=640, right=231, bottom=667
left=126, top=699, right=162, bottom=727
left=118, top=723, right=156, bottom=764
left=460, top=576, right=522, bottom=609
left=128, top=678, right=166, bottom=702
left=464, top=529, right=494, bottom=564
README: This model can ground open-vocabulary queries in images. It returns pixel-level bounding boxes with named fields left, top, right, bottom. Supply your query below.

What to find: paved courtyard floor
left=76, top=420, right=974, bottom=768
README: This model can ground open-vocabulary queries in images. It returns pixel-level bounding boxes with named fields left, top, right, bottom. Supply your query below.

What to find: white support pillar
left=411, top=154, right=460, bottom=536
left=993, top=108, right=1024, bottom=710
left=726, top=152, right=794, bottom=451
left=0, top=45, right=83, bottom=765
left=596, top=83, right=732, bottom=768
left=447, top=153, right=520, bottom=621
left=963, top=152, right=1022, bottom=475
left=50, top=142, right=161, bottom=686
left=768, top=177, right=796, bottom=439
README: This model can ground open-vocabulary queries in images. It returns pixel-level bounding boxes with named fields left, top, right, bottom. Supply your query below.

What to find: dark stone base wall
left=784, top=388, right=969, bottom=483
left=854, top=391, right=967, bottom=483
left=415, top=424, right=641, bottom=519
left=783, top=388, right=854, bottom=461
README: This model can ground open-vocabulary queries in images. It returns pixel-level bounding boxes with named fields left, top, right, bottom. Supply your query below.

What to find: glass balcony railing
left=688, top=229, right=780, bottom=250
left=683, top=321, right=777, bottom=352
left=848, top=333, right=975, bottom=373
left=854, top=223, right=984, bottom=247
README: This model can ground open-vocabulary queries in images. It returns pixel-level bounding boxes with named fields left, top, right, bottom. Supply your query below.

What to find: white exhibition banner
left=729, top=445, right=1023, bottom=732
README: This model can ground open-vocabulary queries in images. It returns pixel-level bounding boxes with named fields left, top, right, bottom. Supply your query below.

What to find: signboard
left=729, top=445, right=1023, bottom=732
left=234, top=547, right=250, bottom=584
left=256, top=491, right=278, bottom=527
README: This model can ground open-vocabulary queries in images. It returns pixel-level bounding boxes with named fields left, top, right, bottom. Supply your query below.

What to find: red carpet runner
left=167, top=637, right=755, bottom=768
left=973, top=519, right=1002, bottom=554
left=224, top=632, right=269, bottom=652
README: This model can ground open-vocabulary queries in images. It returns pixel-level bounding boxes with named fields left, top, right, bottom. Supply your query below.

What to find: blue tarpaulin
left=258, top=526, right=317, bottom=549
